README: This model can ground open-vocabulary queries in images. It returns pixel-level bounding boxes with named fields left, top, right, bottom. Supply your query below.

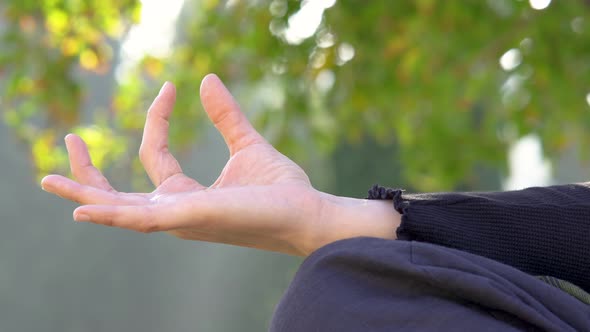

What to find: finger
left=139, top=81, right=184, bottom=186
left=41, top=174, right=146, bottom=205
left=200, top=74, right=266, bottom=156
left=65, top=133, right=115, bottom=191
left=73, top=204, right=173, bottom=233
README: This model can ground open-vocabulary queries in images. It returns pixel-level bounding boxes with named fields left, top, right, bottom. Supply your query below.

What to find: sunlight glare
left=499, top=48, right=522, bottom=71
left=503, top=134, right=552, bottom=190
left=315, top=69, right=335, bottom=93
left=529, top=0, right=551, bottom=10
left=117, top=0, right=185, bottom=81
left=337, top=43, right=355, bottom=65
left=284, top=0, right=337, bottom=45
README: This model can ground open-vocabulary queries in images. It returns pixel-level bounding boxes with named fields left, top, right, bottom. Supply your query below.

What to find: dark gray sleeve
left=270, top=238, right=589, bottom=331
left=368, top=183, right=590, bottom=292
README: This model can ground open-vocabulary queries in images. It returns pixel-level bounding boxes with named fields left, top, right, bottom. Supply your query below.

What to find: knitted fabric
left=368, top=183, right=590, bottom=293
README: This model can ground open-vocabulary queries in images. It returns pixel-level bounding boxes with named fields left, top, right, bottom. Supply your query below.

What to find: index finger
left=139, top=82, right=185, bottom=186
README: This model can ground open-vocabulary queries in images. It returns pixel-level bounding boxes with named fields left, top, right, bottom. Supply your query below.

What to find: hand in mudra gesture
left=41, top=74, right=399, bottom=256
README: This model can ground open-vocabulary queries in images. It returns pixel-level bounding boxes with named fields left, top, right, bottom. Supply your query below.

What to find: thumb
left=200, top=74, right=265, bottom=155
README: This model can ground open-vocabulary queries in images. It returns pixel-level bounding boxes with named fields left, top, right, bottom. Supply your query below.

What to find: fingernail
left=158, top=81, right=170, bottom=96
left=40, top=176, right=49, bottom=191
left=75, top=214, right=90, bottom=222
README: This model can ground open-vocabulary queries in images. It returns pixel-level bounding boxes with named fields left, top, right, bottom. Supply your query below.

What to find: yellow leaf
left=80, top=49, right=99, bottom=70
left=46, top=9, right=68, bottom=34
left=61, top=37, right=80, bottom=56
left=144, top=57, right=164, bottom=78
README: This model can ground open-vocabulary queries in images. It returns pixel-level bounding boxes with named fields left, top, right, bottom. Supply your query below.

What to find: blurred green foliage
left=0, top=0, right=138, bottom=179
left=1, top=0, right=589, bottom=190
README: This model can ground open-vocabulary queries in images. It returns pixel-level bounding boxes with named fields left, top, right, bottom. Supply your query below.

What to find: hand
left=41, top=74, right=400, bottom=256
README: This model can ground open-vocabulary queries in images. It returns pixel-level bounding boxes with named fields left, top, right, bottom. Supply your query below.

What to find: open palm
left=41, top=75, right=324, bottom=256
left=42, top=74, right=399, bottom=256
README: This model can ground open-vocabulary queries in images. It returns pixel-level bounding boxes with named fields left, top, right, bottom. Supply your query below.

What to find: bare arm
left=41, top=74, right=401, bottom=256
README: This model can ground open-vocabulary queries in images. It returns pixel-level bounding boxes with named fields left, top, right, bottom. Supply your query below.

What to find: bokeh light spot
left=529, top=0, right=551, bottom=10
left=499, top=48, right=522, bottom=71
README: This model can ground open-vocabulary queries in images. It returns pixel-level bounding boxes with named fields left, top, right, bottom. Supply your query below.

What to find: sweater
left=367, top=183, right=590, bottom=292
left=270, top=238, right=590, bottom=331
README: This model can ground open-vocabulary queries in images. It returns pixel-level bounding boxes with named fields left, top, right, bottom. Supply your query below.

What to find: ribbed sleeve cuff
left=367, top=184, right=413, bottom=241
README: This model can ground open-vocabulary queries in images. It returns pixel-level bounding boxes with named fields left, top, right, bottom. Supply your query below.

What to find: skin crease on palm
left=40, top=74, right=401, bottom=257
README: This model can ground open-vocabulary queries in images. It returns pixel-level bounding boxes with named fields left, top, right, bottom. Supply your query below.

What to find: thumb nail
left=158, top=81, right=170, bottom=96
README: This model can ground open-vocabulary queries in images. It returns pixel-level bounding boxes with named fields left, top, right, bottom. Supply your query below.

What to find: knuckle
left=100, top=179, right=116, bottom=193
left=70, top=190, right=87, bottom=205
left=99, top=208, right=123, bottom=228
left=138, top=208, right=160, bottom=233
left=71, top=168, right=81, bottom=180
left=138, top=145, right=149, bottom=163
left=173, top=231, right=192, bottom=240
left=71, top=196, right=84, bottom=205
left=140, top=222, right=159, bottom=233
left=87, top=165, right=102, bottom=178
left=102, top=215, right=115, bottom=227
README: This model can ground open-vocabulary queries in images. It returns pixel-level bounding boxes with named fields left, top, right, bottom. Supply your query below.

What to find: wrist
left=304, top=192, right=401, bottom=256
